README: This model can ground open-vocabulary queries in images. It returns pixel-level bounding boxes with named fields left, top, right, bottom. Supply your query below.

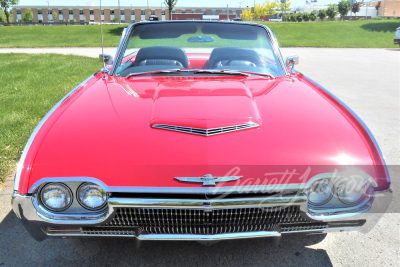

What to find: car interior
left=116, top=46, right=280, bottom=77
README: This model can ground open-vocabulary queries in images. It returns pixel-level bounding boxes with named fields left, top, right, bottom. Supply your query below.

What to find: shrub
left=295, top=12, right=303, bottom=22
left=310, top=10, right=317, bottom=21
left=326, top=4, right=338, bottom=20
left=291, top=14, right=297, bottom=22
left=318, top=9, right=327, bottom=21
left=373, top=16, right=383, bottom=20
left=358, top=17, right=365, bottom=20
left=302, top=12, right=310, bottom=21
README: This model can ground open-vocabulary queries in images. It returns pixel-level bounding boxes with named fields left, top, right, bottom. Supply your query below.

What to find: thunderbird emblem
left=174, top=174, right=242, bottom=186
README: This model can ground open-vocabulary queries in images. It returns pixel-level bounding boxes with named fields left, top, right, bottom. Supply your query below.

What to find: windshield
left=113, top=22, right=284, bottom=77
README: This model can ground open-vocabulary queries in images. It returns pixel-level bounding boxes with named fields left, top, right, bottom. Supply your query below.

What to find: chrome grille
left=152, top=122, right=259, bottom=136
left=103, top=206, right=314, bottom=234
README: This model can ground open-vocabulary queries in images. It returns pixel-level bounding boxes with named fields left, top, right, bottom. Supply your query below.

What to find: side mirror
left=285, top=55, right=299, bottom=74
left=99, top=54, right=113, bottom=65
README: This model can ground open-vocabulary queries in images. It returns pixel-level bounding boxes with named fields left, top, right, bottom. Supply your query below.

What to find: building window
left=18, top=19, right=22, bottom=23
left=131, top=10, right=135, bottom=15
left=79, top=10, right=83, bottom=15
left=48, top=9, right=52, bottom=14
left=162, top=10, right=165, bottom=15
left=58, top=9, right=62, bottom=14
left=120, top=10, right=124, bottom=15
left=192, top=9, right=196, bottom=14
left=151, top=10, right=155, bottom=15
left=101, top=10, right=104, bottom=15
left=202, top=9, right=206, bottom=15
left=69, top=9, right=73, bottom=15
left=232, top=10, right=237, bottom=14
left=90, top=20, right=94, bottom=22
left=90, top=10, right=94, bottom=15
left=17, top=9, right=21, bottom=14
left=121, top=20, right=125, bottom=23
left=110, top=10, right=114, bottom=15
left=141, top=10, right=145, bottom=15
left=172, top=9, right=176, bottom=14
left=80, top=20, right=84, bottom=23
left=211, top=9, right=216, bottom=15
left=222, top=10, right=226, bottom=14
left=181, top=9, right=186, bottom=13
left=38, top=9, right=42, bottom=14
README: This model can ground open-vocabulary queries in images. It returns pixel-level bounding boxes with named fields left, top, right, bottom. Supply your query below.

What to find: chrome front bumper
left=12, top=189, right=392, bottom=241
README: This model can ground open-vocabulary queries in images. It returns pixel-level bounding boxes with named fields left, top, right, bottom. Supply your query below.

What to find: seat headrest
left=134, top=46, right=189, bottom=68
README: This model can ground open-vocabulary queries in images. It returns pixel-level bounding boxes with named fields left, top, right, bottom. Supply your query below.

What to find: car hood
left=25, top=74, right=381, bottom=191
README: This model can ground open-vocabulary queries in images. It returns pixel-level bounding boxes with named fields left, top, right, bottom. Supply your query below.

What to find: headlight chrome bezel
left=39, top=182, right=73, bottom=212
left=307, top=178, right=334, bottom=206
left=76, top=182, right=108, bottom=211
left=336, top=181, right=370, bottom=205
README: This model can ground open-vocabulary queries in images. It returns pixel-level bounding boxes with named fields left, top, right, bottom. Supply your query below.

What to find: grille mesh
left=102, top=206, right=317, bottom=235
left=152, top=123, right=259, bottom=136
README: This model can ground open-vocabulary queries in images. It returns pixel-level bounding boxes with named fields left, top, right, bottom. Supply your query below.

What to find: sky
left=17, top=0, right=342, bottom=10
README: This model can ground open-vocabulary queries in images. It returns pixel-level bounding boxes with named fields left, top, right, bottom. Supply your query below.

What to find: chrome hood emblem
left=175, top=174, right=242, bottom=186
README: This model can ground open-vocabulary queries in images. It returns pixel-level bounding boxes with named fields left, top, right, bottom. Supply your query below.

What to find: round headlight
left=337, top=181, right=368, bottom=205
left=40, top=183, right=72, bottom=211
left=77, top=183, right=107, bottom=210
left=307, top=179, right=333, bottom=206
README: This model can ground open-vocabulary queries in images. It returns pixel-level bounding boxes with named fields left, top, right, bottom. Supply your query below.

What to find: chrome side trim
left=110, top=21, right=288, bottom=76
left=303, top=75, right=390, bottom=183
left=14, top=74, right=96, bottom=191
left=152, top=123, right=260, bottom=136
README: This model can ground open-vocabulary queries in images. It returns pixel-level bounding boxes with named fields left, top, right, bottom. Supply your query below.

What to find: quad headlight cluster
left=306, top=178, right=370, bottom=207
left=40, top=182, right=107, bottom=212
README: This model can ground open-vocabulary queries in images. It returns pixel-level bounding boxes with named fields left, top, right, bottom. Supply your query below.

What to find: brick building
left=13, top=5, right=244, bottom=24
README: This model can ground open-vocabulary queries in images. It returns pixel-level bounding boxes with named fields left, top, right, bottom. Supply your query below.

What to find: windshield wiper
left=126, top=69, right=185, bottom=78
left=126, top=69, right=274, bottom=79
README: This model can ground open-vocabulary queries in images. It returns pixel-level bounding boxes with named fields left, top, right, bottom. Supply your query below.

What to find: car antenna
left=100, top=0, right=107, bottom=79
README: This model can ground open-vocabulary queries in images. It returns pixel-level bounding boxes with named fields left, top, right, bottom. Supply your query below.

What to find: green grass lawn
left=0, top=54, right=102, bottom=183
left=0, top=20, right=399, bottom=48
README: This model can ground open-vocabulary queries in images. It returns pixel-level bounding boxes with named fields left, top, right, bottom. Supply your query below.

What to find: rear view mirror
left=99, top=54, right=113, bottom=65
left=285, top=55, right=299, bottom=74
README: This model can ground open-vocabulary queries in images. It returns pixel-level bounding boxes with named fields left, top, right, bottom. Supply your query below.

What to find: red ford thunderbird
left=12, top=21, right=392, bottom=242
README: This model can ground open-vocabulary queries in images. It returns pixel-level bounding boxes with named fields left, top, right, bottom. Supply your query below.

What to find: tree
left=22, top=8, right=32, bottom=23
left=1, top=0, right=19, bottom=24
left=351, top=2, right=361, bottom=16
left=309, top=10, right=317, bottom=21
left=262, top=1, right=278, bottom=16
left=326, top=4, right=338, bottom=20
left=278, top=0, right=291, bottom=21
left=52, top=9, right=58, bottom=21
left=375, top=1, right=381, bottom=16
left=302, top=12, right=310, bottom=21
left=164, top=0, right=178, bottom=20
left=318, top=9, right=327, bottom=21
left=112, top=16, right=119, bottom=23
left=241, top=8, right=253, bottom=21
left=338, top=0, right=351, bottom=19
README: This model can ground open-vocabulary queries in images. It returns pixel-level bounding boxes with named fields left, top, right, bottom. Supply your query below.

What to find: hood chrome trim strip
left=152, top=122, right=260, bottom=136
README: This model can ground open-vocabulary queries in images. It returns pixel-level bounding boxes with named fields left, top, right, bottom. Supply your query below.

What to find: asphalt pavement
left=0, top=48, right=399, bottom=266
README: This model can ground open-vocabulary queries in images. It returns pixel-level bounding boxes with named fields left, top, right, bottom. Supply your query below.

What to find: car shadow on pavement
left=0, top=211, right=332, bottom=266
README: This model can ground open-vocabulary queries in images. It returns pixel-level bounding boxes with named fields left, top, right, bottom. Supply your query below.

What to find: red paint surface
left=17, top=72, right=389, bottom=193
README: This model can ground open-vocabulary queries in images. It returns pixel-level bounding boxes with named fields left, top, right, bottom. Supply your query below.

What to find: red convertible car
left=12, top=21, right=392, bottom=242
